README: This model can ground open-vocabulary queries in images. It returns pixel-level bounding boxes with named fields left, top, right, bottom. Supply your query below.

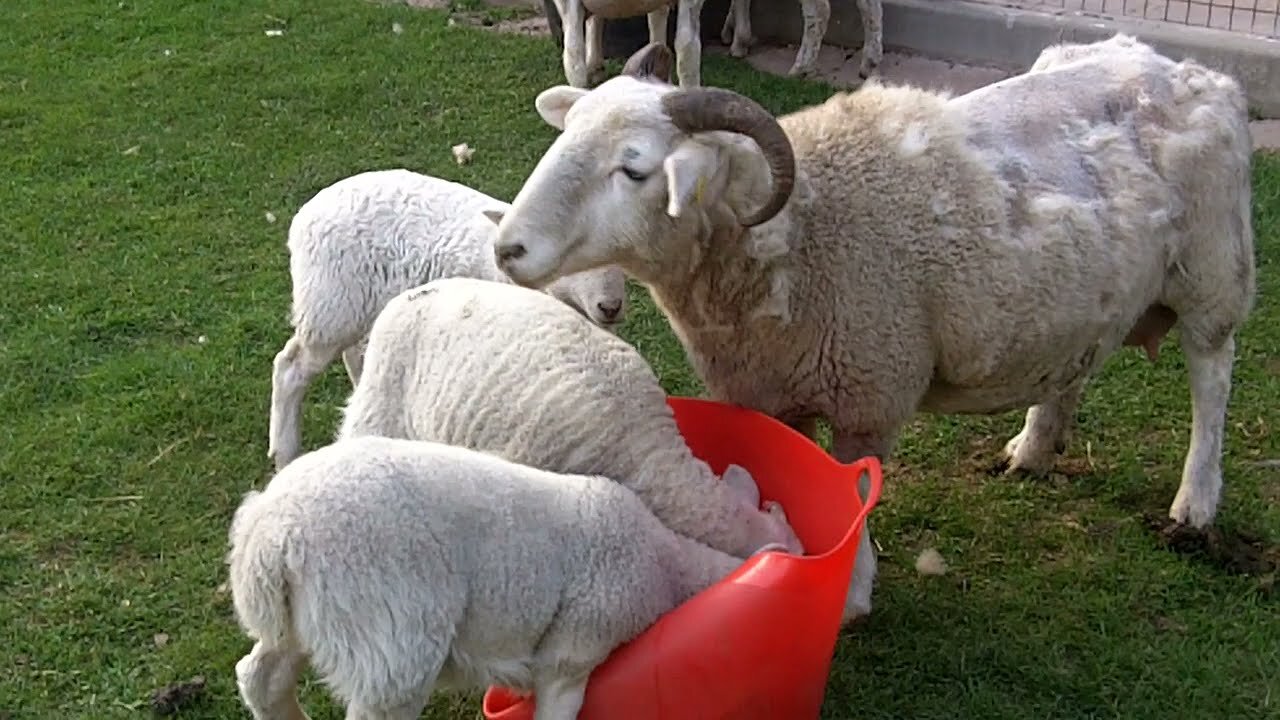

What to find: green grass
left=1, top=1, right=1276, bottom=718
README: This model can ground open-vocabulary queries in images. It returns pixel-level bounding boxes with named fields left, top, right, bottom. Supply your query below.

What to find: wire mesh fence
left=972, top=0, right=1280, bottom=37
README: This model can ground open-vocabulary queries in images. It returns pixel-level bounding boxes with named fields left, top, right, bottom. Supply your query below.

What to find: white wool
left=336, top=276, right=804, bottom=559
left=266, top=169, right=629, bottom=470
left=489, top=35, right=1256, bottom=625
left=228, top=435, right=787, bottom=719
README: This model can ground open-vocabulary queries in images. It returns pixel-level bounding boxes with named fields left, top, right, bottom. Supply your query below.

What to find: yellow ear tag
left=693, top=176, right=706, bottom=206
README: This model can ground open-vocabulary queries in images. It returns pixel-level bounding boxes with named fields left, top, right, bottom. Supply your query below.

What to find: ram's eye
left=621, top=167, right=647, bottom=182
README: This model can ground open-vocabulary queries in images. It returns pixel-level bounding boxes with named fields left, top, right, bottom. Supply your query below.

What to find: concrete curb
left=749, top=0, right=1280, bottom=117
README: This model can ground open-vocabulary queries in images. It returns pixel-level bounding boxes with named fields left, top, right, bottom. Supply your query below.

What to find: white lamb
left=487, top=38, right=1256, bottom=623
left=229, top=435, right=791, bottom=720
left=336, top=276, right=804, bottom=560
left=267, top=168, right=629, bottom=471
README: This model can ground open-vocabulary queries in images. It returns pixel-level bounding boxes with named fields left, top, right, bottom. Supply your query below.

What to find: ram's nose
left=596, top=299, right=623, bottom=322
left=494, top=242, right=527, bottom=265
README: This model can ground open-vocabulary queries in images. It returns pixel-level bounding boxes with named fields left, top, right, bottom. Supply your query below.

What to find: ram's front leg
left=673, top=0, right=706, bottom=87
left=999, top=381, right=1086, bottom=476
left=557, top=0, right=590, bottom=87
left=831, top=428, right=895, bottom=625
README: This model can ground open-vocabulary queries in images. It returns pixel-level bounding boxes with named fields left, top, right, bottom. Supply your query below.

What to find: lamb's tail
left=226, top=489, right=294, bottom=646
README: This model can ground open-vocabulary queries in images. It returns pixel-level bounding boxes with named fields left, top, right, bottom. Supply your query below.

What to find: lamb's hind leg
left=999, top=382, right=1086, bottom=475
left=235, top=640, right=311, bottom=720
left=532, top=672, right=589, bottom=720
left=1169, top=333, right=1236, bottom=528
left=788, top=0, right=830, bottom=77
left=269, top=334, right=343, bottom=471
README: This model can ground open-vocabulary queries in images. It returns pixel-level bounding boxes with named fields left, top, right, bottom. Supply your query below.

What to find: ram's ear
left=481, top=208, right=504, bottom=226
left=663, top=139, right=724, bottom=219
left=535, top=86, right=590, bottom=130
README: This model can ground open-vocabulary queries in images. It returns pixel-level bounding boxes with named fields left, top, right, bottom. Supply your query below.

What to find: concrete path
left=424, top=0, right=1280, bottom=151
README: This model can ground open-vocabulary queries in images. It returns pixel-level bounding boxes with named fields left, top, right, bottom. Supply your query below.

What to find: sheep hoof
left=996, top=431, right=1060, bottom=477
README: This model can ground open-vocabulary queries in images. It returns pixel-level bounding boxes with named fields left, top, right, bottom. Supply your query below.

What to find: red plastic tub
left=481, top=396, right=883, bottom=720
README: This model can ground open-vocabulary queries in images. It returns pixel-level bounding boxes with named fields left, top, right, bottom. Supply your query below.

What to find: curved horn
left=621, top=41, right=673, bottom=83
left=660, top=87, right=795, bottom=227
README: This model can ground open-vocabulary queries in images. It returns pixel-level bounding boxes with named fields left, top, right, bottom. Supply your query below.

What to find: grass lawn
left=2, top=1, right=1277, bottom=718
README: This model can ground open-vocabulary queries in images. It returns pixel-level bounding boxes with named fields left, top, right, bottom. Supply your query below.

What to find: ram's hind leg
left=269, top=334, right=343, bottom=471
left=999, top=382, right=1086, bottom=476
left=236, top=641, right=311, bottom=720
left=1169, top=332, right=1236, bottom=529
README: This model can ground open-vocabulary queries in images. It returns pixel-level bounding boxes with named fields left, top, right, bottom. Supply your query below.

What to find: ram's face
left=493, top=78, right=685, bottom=289
left=492, top=42, right=796, bottom=290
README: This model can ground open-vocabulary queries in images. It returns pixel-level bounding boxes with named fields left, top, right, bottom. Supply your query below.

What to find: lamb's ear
left=663, top=139, right=725, bottom=219
left=481, top=208, right=504, bottom=226
left=535, top=86, right=590, bottom=130
left=721, top=463, right=761, bottom=508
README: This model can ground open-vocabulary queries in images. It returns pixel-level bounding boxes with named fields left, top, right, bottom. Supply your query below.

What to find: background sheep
left=229, top=435, right=790, bottom=720
left=487, top=38, right=1256, bottom=623
left=267, top=168, right=629, bottom=471
left=336, top=275, right=804, bottom=560
left=555, top=0, right=707, bottom=88
left=719, top=0, right=881, bottom=81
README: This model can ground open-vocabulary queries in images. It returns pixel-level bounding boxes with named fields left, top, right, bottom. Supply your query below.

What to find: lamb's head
left=542, top=264, right=630, bottom=330
left=489, top=42, right=797, bottom=290
left=723, top=464, right=805, bottom=556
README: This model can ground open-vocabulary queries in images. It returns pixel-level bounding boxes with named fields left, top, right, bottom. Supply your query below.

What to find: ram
left=267, top=168, right=628, bottom=470
left=488, top=37, right=1256, bottom=623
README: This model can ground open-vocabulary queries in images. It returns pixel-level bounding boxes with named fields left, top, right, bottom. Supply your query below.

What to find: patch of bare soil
left=150, top=676, right=207, bottom=715
left=1144, top=513, right=1279, bottom=588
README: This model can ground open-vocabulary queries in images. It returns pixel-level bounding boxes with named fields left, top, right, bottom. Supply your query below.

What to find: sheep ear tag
left=664, top=142, right=718, bottom=218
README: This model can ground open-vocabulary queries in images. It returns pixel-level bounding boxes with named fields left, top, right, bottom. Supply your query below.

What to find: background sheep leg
left=341, top=337, right=368, bottom=387
left=531, top=673, right=589, bottom=720
left=584, top=14, right=607, bottom=86
left=832, top=430, right=894, bottom=624
left=851, top=0, right=882, bottom=79
left=556, top=0, right=590, bottom=87
left=999, top=382, right=1086, bottom=475
left=672, top=0, right=705, bottom=87
left=234, top=640, right=311, bottom=720
left=646, top=5, right=670, bottom=48
left=719, top=0, right=753, bottom=58
left=788, top=0, right=829, bottom=78
left=1168, top=335, right=1235, bottom=528
left=269, top=334, right=343, bottom=470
